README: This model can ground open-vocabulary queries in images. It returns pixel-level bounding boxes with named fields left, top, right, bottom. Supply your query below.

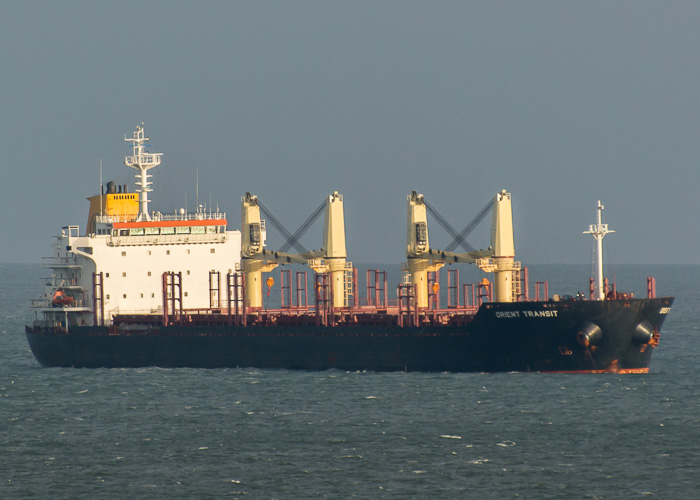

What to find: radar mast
left=124, top=124, right=163, bottom=221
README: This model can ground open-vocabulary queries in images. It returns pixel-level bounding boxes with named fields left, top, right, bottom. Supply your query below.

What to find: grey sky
left=1, top=1, right=698, bottom=265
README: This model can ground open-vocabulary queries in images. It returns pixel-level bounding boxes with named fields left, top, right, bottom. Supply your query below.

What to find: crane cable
left=279, top=201, right=325, bottom=254
left=257, top=199, right=326, bottom=254
left=444, top=198, right=494, bottom=253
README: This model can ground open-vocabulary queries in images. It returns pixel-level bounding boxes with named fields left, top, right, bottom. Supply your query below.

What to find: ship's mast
left=124, top=124, right=163, bottom=221
left=584, top=200, right=614, bottom=300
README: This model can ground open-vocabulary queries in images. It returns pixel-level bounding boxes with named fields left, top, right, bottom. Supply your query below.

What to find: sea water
left=1, top=263, right=699, bottom=499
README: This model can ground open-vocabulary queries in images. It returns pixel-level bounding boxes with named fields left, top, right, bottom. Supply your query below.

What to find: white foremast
left=584, top=200, right=614, bottom=300
left=124, top=124, right=162, bottom=221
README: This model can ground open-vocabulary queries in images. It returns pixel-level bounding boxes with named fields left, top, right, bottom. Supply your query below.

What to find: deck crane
left=241, top=191, right=351, bottom=310
left=406, top=191, right=447, bottom=309
left=406, top=190, right=521, bottom=306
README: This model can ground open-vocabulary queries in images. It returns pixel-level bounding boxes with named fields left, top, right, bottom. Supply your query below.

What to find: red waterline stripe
left=541, top=368, right=649, bottom=374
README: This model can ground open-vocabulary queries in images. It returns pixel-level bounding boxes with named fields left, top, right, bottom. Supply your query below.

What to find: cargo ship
left=26, top=125, right=674, bottom=372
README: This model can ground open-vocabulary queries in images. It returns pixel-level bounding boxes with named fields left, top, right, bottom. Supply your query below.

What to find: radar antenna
left=124, top=124, right=163, bottom=221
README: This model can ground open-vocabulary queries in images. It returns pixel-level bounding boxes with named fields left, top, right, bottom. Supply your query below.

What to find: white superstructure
left=32, top=125, right=242, bottom=329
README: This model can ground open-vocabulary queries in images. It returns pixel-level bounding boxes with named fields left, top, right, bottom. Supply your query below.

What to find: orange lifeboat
left=52, top=290, right=74, bottom=307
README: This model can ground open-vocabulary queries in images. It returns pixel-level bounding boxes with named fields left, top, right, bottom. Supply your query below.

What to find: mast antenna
left=124, top=123, right=163, bottom=221
left=583, top=200, right=614, bottom=300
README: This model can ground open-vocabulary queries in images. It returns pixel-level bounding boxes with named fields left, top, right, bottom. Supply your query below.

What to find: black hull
left=26, top=298, right=673, bottom=373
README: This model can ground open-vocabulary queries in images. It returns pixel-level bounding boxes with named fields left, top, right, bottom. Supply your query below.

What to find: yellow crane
left=406, top=189, right=520, bottom=307
left=240, top=191, right=351, bottom=310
